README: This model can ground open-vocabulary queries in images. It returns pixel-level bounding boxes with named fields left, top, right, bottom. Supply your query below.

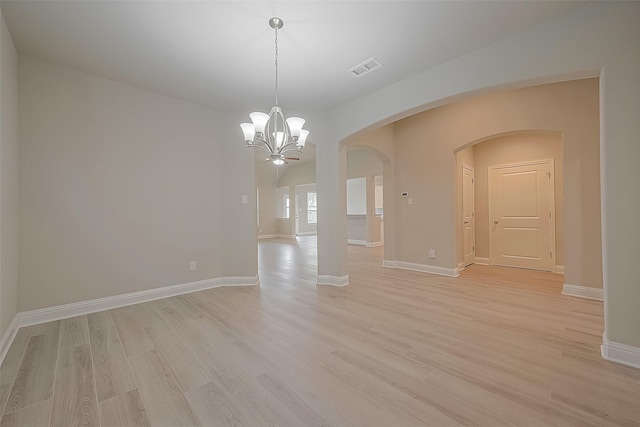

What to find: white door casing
left=489, top=160, right=555, bottom=271
left=295, top=194, right=300, bottom=236
left=462, top=164, right=475, bottom=267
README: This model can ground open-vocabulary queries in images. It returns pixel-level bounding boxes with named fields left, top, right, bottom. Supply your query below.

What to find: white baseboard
left=601, top=333, right=640, bottom=369
left=258, top=234, right=295, bottom=239
left=459, top=258, right=563, bottom=274
left=366, top=241, right=383, bottom=248
left=0, top=314, right=20, bottom=367
left=317, top=275, right=350, bottom=287
left=0, top=274, right=259, bottom=366
left=383, top=260, right=459, bottom=277
left=562, top=283, right=604, bottom=301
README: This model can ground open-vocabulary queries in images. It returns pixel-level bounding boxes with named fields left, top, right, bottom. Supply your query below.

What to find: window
left=284, top=195, right=290, bottom=219
left=307, top=192, right=317, bottom=224
left=278, top=187, right=290, bottom=219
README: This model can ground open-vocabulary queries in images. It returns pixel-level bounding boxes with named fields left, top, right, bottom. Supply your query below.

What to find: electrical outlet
left=428, top=249, right=436, bottom=259
left=190, top=261, right=197, bottom=271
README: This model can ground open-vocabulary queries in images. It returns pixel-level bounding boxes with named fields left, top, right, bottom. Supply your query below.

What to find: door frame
left=488, top=159, right=556, bottom=272
left=294, top=194, right=300, bottom=236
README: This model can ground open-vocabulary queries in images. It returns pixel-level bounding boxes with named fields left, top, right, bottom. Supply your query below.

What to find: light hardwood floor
left=1, top=236, right=639, bottom=426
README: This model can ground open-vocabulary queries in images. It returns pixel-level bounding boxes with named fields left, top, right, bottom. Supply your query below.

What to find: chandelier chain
left=274, top=22, right=279, bottom=106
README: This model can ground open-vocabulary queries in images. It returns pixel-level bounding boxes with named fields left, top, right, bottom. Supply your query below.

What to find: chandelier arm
left=251, top=137, right=278, bottom=154
left=277, top=143, right=304, bottom=155
left=251, top=143, right=277, bottom=156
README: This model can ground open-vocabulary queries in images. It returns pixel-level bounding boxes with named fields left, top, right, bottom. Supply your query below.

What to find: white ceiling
left=1, top=1, right=589, bottom=113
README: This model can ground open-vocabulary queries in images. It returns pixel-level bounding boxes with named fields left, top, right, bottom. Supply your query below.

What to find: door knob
left=494, top=220, right=499, bottom=224
left=464, top=221, right=469, bottom=224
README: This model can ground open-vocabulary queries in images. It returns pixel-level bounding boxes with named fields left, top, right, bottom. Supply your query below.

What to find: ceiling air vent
left=348, top=57, right=383, bottom=77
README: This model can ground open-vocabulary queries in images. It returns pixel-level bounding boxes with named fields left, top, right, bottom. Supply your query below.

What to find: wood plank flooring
left=1, top=236, right=639, bottom=426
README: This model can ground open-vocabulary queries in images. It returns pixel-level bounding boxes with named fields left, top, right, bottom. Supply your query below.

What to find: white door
left=489, top=160, right=555, bottom=271
left=462, top=165, right=475, bottom=266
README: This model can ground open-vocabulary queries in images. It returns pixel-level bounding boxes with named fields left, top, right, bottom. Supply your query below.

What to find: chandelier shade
left=240, top=17, right=308, bottom=165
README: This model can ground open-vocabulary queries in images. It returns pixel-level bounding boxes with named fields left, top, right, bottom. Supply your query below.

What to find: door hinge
left=546, top=171, right=551, bottom=178
left=549, top=212, right=551, bottom=218
left=550, top=251, right=553, bottom=258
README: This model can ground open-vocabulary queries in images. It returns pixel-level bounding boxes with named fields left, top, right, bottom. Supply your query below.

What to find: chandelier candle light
left=240, top=17, right=308, bottom=166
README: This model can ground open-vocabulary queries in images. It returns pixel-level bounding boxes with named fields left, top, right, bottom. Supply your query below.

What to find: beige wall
left=0, top=12, right=19, bottom=340
left=277, top=161, right=315, bottom=188
left=392, top=78, right=599, bottom=288
left=218, top=111, right=259, bottom=278
left=276, top=218, right=293, bottom=237
left=18, top=57, right=226, bottom=311
left=346, top=148, right=383, bottom=179
left=472, top=133, right=565, bottom=269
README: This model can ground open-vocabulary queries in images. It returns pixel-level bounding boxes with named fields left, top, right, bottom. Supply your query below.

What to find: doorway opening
left=456, top=131, right=564, bottom=273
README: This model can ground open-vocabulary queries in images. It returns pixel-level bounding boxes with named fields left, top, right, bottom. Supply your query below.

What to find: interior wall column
left=601, top=57, right=640, bottom=357
left=316, top=138, right=349, bottom=286
left=365, top=175, right=376, bottom=245
left=382, top=160, right=396, bottom=264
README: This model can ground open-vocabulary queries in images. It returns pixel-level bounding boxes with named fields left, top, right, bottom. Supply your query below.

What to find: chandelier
left=240, top=17, right=308, bottom=166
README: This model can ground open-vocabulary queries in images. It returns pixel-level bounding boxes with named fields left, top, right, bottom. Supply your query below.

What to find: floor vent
left=348, top=57, right=383, bottom=77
